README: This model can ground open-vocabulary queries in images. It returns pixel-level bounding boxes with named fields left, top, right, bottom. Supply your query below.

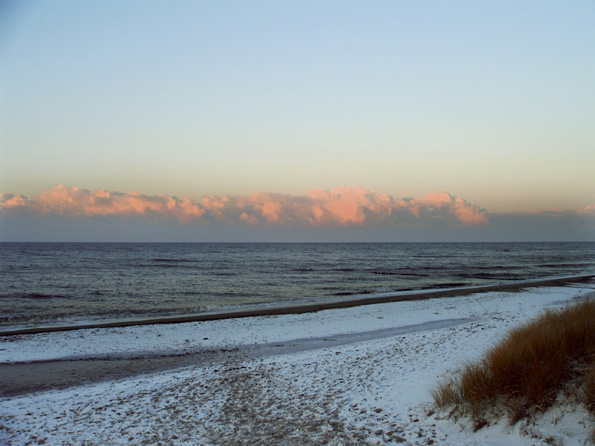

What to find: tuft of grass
left=433, top=299, right=595, bottom=433
left=584, top=364, right=595, bottom=412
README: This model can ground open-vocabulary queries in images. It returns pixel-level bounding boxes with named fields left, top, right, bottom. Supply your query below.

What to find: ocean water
left=1, top=242, right=594, bottom=330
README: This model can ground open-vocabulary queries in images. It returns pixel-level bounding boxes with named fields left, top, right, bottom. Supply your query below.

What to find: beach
left=2, top=279, right=595, bottom=445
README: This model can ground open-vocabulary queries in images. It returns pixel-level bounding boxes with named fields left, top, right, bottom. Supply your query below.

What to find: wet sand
left=0, top=351, right=232, bottom=397
left=1, top=274, right=593, bottom=337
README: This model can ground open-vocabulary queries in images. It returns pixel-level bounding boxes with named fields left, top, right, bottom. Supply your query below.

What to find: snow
left=2, top=282, right=595, bottom=445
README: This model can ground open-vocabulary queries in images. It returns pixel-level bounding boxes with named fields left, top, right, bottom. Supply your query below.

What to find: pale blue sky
left=2, top=0, right=594, bottom=215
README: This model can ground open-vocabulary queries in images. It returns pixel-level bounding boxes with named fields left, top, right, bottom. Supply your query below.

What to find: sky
left=1, top=1, right=594, bottom=242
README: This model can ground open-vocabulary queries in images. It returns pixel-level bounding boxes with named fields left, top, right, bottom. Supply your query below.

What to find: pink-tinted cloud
left=404, top=191, right=489, bottom=225
left=1, top=185, right=490, bottom=227
left=0, top=193, right=28, bottom=209
left=306, top=186, right=395, bottom=225
left=1, top=185, right=205, bottom=223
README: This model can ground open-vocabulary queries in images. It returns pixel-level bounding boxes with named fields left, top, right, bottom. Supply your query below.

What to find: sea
left=1, top=242, right=594, bottom=330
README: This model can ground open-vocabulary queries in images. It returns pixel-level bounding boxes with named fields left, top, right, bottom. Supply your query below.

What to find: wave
left=420, top=282, right=470, bottom=289
left=460, top=273, right=525, bottom=280
left=331, top=290, right=373, bottom=296
left=371, top=270, right=431, bottom=277
left=20, top=293, right=63, bottom=300
left=152, top=258, right=202, bottom=263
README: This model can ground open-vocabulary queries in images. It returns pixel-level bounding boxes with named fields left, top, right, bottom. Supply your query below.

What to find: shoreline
left=3, top=281, right=595, bottom=444
left=2, top=273, right=594, bottom=337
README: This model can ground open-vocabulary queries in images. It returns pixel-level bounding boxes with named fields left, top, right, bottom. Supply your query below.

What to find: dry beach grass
left=433, top=298, right=595, bottom=439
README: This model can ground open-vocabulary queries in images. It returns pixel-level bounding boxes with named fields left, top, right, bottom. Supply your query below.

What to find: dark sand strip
left=0, top=351, right=234, bottom=397
left=1, top=274, right=593, bottom=337
left=0, top=318, right=469, bottom=396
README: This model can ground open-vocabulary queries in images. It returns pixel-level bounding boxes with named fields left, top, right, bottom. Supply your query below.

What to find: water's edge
left=2, top=273, right=593, bottom=337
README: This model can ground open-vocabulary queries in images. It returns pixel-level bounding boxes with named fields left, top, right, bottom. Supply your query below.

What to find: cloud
left=0, top=193, right=28, bottom=209
left=402, top=191, right=489, bottom=225
left=1, top=185, right=205, bottom=223
left=3, top=186, right=595, bottom=242
left=0, top=185, right=490, bottom=227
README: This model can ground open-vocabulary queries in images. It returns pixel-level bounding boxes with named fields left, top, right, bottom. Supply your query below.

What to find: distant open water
left=1, top=242, right=594, bottom=330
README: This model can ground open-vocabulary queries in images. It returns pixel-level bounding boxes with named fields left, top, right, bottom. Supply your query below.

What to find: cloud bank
left=3, top=186, right=593, bottom=242
left=0, top=185, right=489, bottom=227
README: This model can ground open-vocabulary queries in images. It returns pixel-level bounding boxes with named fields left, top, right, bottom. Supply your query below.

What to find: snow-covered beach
left=2, top=280, right=595, bottom=445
